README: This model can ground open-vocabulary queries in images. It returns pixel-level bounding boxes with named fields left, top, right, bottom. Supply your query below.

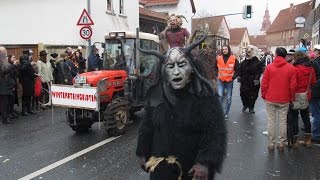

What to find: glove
left=188, top=163, right=208, bottom=180
left=253, top=80, right=260, bottom=86
left=139, top=157, right=148, bottom=173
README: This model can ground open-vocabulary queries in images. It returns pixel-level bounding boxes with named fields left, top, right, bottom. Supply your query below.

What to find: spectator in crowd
left=88, top=47, right=102, bottom=72
left=20, top=54, right=36, bottom=116
left=311, top=45, right=320, bottom=144
left=7, top=54, right=20, bottom=119
left=65, top=47, right=73, bottom=57
left=72, top=50, right=86, bottom=74
left=36, top=50, right=53, bottom=108
left=58, top=53, right=73, bottom=85
left=214, top=44, right=239, bottom=120
left=264, top=51, right=273, bottom=66
left=300, top=38, right=307, bottom=49
left=287, top=51, right=316, bottom=148
left=50, top=53, right=59, bottom=84
left=261, top=47, right=296, bottom=152
left=308, top=48, right=315, bottom=60
left=65, top=53, right=78, bottom=78
left=0, top=46, right=19, bottom=124
left=22, top=49, right=34, bottom=61
left=286, top=49, right=295, bottom=64
left=238, top=45, right=264, bottom=113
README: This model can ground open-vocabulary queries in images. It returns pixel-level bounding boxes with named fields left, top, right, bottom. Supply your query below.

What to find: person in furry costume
left=160, top=14, right=190, bottom=51
left=136, top=35, right=227, bottom=180
left=238, top=45, right=264, bottom=113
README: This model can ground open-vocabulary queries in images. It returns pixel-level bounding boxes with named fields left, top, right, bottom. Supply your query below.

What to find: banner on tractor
left=51, top=84, right=99, bottom=111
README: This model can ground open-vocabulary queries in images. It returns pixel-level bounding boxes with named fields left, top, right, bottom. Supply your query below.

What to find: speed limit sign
left=79, top=26, right=92, bottom=40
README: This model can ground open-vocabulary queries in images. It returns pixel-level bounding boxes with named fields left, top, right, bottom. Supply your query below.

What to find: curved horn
left=185, top=34, right=207, bottom=54
left=138, top=47, right=166, bottom=61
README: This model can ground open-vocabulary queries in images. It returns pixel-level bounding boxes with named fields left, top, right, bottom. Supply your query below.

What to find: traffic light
left=243, top=5, right=252, bottom=19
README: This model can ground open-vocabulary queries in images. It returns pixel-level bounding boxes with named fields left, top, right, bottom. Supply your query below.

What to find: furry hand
left=237, top=77, right=241, bottom=83
left=188, top=163, right=208, bottom=180
left=139, top=157, right=148, bottom=172
left=253, top=80, right=260, bottom=86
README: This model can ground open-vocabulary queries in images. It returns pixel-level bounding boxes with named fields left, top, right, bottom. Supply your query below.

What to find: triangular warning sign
left=77, top=9, right=94, bottom=26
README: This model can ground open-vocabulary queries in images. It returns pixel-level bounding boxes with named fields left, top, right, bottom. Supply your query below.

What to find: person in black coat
left=19, top=54, right=36, bottom=116
left=136, top=35, right=227, bottom=180
left=7, top=54, right=20, bottom=119
left=0, top=46, right=19, bottom=124
left=238, top=45, right=264, bottom=113
left=56, top=53, right=73, bottom=85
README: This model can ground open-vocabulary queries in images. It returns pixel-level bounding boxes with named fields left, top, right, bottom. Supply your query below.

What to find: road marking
left=18, top=136, right=121, bottom=180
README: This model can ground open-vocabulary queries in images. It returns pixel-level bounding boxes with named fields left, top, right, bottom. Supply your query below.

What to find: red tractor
left=59, top=31, right=160, bottom=136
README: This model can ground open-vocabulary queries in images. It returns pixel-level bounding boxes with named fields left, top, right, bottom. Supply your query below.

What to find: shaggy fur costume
left=137, top=34, right=227, bottom=180
left=136, top=84, right=227, bottom=180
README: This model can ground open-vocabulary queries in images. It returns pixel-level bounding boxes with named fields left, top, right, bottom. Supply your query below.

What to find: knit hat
left=296, top=47, right=307, bottom=53
left=287, top=49, right=295, bottom=55
left=50, top=53, right=59, bottom=58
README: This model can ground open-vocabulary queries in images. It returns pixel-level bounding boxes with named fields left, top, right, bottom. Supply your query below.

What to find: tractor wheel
left=104, top=98, right=129, bottom=137
left=71, top=125, right=91, bottom=133
left=66, top=109, right=92, bottom=133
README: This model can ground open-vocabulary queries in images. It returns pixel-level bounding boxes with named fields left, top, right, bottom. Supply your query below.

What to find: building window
left=288, top=30, right=291, bottom=38
left=119, top=0, right=124, bottom=14
left=291, top=30, right=294, bottom=38
left=106, top=0, right=113, bottom=12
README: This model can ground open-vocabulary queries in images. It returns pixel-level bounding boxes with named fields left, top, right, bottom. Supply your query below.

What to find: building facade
left=266, top=1, right=313, bottom=53
left=0, top=0, right=139, bottom=58
left=191, top=16, right=230, bottom=51
left=229, top=28, right=250, bottom=56
left=312, top=0, right=320, bottom=45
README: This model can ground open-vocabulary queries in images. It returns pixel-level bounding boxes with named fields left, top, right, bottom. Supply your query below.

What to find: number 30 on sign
left=80, top=26, right=92, bottom=40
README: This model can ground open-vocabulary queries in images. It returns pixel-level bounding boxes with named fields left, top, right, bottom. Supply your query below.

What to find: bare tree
left=196, top=9, right=213, bottom=18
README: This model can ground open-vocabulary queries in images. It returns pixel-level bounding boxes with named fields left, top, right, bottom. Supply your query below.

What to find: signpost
left=77, top=9, right=94, bottom=26
left=79, top=26, right=92, bottom=40
left=77, top=9, right=94, bottom=40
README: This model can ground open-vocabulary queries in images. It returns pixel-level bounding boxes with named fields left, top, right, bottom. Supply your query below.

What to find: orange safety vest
left=217, top=55, right=236, bottom=82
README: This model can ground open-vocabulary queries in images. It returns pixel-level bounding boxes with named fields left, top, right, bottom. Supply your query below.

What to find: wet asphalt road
left=0, top=82, right=320, bottom=180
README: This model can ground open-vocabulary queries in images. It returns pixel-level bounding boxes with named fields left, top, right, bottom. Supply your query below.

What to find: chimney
left=290, top=3, right=294, bottom=8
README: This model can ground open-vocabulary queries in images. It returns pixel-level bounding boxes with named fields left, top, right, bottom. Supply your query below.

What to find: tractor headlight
left=109, top=32, right=117, bottom=38
left=98, top=79, right=108, bottom=92
left=117, top=32, right=125, bottom=37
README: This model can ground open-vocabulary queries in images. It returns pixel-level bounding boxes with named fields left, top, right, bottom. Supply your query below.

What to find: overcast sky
left=193, top=0, right=311, bottom=35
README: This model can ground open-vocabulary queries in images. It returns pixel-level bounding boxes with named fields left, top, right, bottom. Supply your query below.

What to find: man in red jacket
left=261, top=47, right=297, bottom=152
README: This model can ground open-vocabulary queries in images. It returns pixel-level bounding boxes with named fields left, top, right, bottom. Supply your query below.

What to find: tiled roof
left=229, top=28, right=247, bottom=45
left=249, top=35, right=266, bottom=46
left=191, top=16, right=225, bottom=35
left=266, top=1, right=313, bottom=33
left=139, top=7, right=168, bottom=21
left=140, top=0, right=179, bottom=6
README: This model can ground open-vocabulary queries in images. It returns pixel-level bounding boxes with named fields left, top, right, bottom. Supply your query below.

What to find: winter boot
left=242, top=106, right=247, bottom=113
left=21, top=100, right=30, bottom=116
left=27, top=99, right=36, bottom=114
left=292, top=135, right=299, bottom=149
left=299, top=133, right=312, bottom=148
left=249, top=108, right=255, bottom=114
